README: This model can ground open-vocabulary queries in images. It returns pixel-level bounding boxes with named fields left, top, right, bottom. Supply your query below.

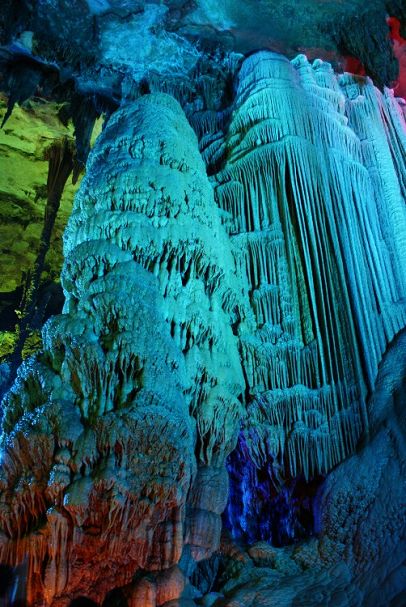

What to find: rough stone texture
left=315, top=330, right=406, bottom=606
left=214, top=332, right=406, bottom=607
left=0, top=95, right=103, bottom=367
left=0, top=92, right=246, bottom=604
left=1, top=1, right=404, bottom=90
left=0, top=46, right=405, bottom=606
left=0, top=1, right=405, bottom=186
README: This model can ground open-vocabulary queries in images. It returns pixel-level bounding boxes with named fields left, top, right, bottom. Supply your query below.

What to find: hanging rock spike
left=215, top=51, right=406, bottom=482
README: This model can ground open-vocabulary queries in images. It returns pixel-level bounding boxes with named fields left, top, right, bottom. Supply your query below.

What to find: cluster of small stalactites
left=213, top=50, right=406, bottom=480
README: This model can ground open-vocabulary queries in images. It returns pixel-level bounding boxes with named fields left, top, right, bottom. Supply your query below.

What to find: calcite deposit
left=0, top=11, right=405, bottom=605
left=0, top=92, right=246, bottom=604
left=215, top=52, right=406, bottom=532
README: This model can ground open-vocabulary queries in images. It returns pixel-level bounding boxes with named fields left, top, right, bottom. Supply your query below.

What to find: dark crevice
left=224, top=433, right=325, bottom=547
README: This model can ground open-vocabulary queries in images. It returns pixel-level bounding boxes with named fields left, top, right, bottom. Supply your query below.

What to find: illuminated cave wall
left=0, top=97, right=102, bottom=366
left=0, top=47, right=405, bottom=606
left=0, top=97, right=78, bottom=361
left=218, top=52, right=406, bottom=544
left=0, top=3, right=405, bottom=605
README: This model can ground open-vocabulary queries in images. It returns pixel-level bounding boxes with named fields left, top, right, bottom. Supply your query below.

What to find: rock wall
left=0, top=96, right=103, bottom=370
left=0, top=95, right=80, bottom=294
left=217, top=52, right=406, bottom=544
left=215, top=331, right=406, bottom=607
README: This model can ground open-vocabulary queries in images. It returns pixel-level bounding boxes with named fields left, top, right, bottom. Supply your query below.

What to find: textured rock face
left=0, top=95, right=105, bottom=293
left=0, top=93, right=244, bottom=604
left=0, top=51, right=405, bottom=606
left=0, top=95, right=79, bottom=294
left=2, top=0, right=404, bottom=92
left=0, top=96, right=104, bottom=375
left=216, top=52, right=405, bottom=507
left=216, top=333, right=406, bottom=607
left=315, top=330, right=406, bottom=605
left=215, top=53, right=405, bottom=605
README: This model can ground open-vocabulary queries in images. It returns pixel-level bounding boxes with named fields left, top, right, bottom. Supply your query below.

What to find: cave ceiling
left=1, top=0, right=405, bottom=103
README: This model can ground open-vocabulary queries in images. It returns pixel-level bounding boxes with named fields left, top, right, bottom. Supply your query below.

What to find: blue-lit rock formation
left=0, top=49, right=405, bottom=606
left=217, top=53, right=405, bottom=607
left=0, top=93, right=244, bottom=604
left=216, top=53, right=406, bottom=551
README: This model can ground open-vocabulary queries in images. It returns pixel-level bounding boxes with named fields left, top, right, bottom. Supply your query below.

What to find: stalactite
left=215, top=51, right=406, bottom=484
left=0, top=62, right=42, bottom=128
left=7, top=138, right=75, bottom=386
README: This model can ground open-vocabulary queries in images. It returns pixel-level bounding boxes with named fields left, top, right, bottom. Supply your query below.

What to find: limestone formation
left=0, top=95, right=82, bottom=294
left=216, top=332, right=406, bottom=607
left=215, top=51, right=406, bottom=492
left=0, top=92, right=245, bottom=604
left=0, top=48, right=405, bottom=607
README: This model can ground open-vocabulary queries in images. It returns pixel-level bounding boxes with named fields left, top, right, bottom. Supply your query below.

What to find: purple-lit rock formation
left=0, top=47, right=405, bottom=606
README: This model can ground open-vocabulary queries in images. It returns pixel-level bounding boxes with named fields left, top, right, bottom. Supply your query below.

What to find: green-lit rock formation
left=0, top=95, right=102, bottom=365
left=0, top=96, right=80, bottom=292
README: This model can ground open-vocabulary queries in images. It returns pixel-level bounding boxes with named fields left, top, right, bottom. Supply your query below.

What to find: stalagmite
left=0, top=93, right=244, bottom=604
